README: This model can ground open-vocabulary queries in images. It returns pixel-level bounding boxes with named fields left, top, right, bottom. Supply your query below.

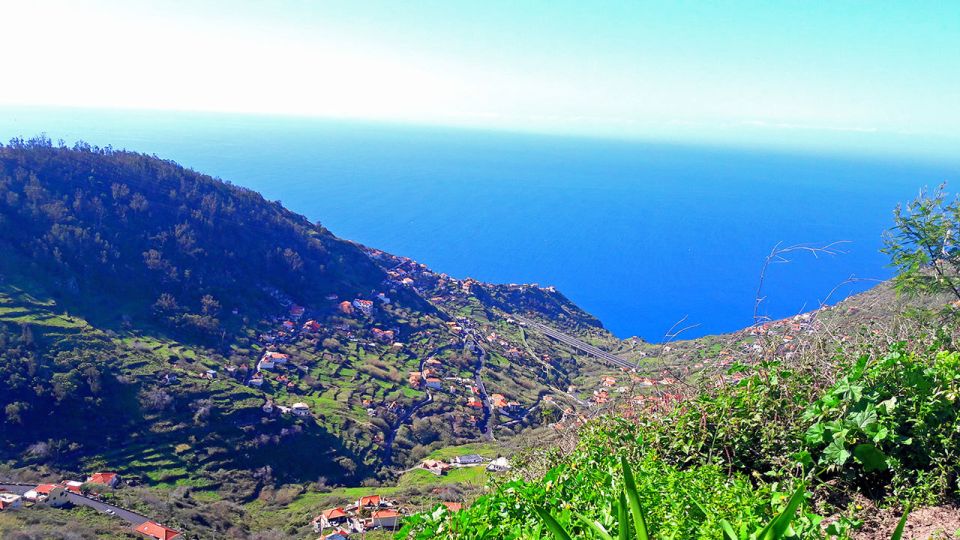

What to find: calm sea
left=2, top=106, right=957, bottom=340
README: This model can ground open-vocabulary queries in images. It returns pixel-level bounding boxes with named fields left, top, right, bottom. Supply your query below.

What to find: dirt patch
left=853, top=505, right=960, bottom=540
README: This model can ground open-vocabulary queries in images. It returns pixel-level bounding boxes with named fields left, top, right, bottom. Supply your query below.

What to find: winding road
left=0, top=483, right=150, bottom=525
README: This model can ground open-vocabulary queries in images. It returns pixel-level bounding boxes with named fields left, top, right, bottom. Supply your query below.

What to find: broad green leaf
left=823, top=439, right=851, bottom=466
left=792, top=450, right=814, bottom=469
left=853, top=443, right=889, bottom=471
left=847, top=408, right=878, bottom=432
left=805, top=423, right=826, bottom=444
left=880, top=396, right=898, bottom=414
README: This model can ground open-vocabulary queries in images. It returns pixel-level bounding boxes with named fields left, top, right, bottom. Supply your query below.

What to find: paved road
left=0, top=483, right=149, bottom=525
left=514, top=315, right=639, bottom=371
left=465, top=330, right=495, bottom=441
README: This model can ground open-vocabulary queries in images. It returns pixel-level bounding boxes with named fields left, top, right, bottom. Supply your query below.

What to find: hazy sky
left=2, top=1, right=958, bottom=158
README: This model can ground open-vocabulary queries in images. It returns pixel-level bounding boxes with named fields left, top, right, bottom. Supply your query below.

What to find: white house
left=486, top=457, right=511, bottom=472
left=452, top=454, right=484, bottom=465
left=259, top=351, right=290, bottom=370
left=370, top=509, right=401, bottom=529
left=25, top=485, right=69, bottom=507
left=290, top=402, right=311, bottom=417
left=0, top=493, right=22, bottom=510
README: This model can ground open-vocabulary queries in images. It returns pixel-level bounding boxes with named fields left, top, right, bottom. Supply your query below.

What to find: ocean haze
left=2, top=106, right=957, bottom=340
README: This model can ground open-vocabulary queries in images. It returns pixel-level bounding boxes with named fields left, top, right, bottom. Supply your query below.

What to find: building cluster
left=1, top=473, right=182, bottom=540
left=418, top=454, right=511, bottom=476
left=312, top=495, right=404, bottom=538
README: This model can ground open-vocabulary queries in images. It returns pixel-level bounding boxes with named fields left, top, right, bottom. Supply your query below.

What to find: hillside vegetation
left=0, top=138, right=645, bottom=538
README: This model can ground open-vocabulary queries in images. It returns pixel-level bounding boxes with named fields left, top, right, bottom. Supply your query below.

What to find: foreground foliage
left=398, top=336, right=958, bottom=538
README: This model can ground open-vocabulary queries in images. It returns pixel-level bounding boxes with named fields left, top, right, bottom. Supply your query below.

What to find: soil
left=853, top=505, right=960, bottom=540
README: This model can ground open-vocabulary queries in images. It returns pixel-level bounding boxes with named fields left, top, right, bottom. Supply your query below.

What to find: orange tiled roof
left=88, top=472, right=117, bottom=485
left=322, top=507, right=348, bottom=519
left=358, top=494, right=381, bottom=506
left=134, top=521, right=181, bottom=540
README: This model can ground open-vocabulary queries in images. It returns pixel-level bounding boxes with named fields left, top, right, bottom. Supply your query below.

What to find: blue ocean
left=2, top=106, right=957, bottom=341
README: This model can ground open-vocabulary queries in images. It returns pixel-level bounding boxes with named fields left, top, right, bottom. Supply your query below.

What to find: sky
left=1, top=0, right=958, bottom=160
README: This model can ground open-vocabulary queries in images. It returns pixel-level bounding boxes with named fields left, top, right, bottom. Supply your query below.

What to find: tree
left=5, top=402, right=27, bottom=424
left=201, top=294, right=221, bottom=316
left=141, top=387, right=173, bottom=411
left=882, top=185, right=960, bottom=301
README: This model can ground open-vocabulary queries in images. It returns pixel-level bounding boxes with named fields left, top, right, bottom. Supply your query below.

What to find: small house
left=0, top=493, right=22, bottom=510
left=353, top=299, right=374, bottom=316
left=452, top=454, right=484, bottom=465
left=313, top=507, right=350, bottom=532
left=370, top=509, right=401, bottom=528
left=134, top=521, right=181, bottom=540
left=259, top=351, right=289, bottom=370
left=357, top=494, right=382, bottom=508
left=487, top=457, right=511, bottom=472
left=290, top=402, right=311, bottom=417
left=25, top=484, right=69, bottom=507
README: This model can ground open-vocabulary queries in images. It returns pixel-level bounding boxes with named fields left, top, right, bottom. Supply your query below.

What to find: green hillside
left=0, top=139, right=649, bottom=538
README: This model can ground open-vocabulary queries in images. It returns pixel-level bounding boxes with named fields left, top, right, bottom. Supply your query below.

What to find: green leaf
left=757, top=484, right=806, bottom=540
left=720, top=519, right=740, bottom=540
left=682, top=488, right=709, bottom=521
left=871, top=426, right=890, bottom=443
left=621, top=455, right=650, bottom=540
left=618, top=491, right=629, bottom=540
left=534, top=507, right=573, bottom=540
left=822, top=438, right=852, bottom=466
left=805, top=423, right=826, bottom=445
left=891, top=507, right=910, bottom=540
left=880, top=396, right=898, bottom=414
left=847, top=408, right=878, bottom=432
left=577, top=513, right=615, bottom=540
left=853, top=443, right=889, bottom=471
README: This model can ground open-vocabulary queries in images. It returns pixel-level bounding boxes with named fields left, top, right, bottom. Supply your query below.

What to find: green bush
left=397, top=341, right=956, bottom=539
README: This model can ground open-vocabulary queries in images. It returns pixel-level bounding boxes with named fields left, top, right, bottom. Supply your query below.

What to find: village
left=0, top=247, right=834, bottom=539
left=0, top=472, right=183, bottom=540
left=311, top=452, right=511, bottom=539
left=0, top=450, right=514, bottom=540
left=215, top=243, right=716, bottom=449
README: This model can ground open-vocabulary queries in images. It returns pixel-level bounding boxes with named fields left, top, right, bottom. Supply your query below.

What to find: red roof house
left=134, top=521, right=181, bottom=540
left=357, top=494, right=381, bottom=507
left=87, top=472, right=119, bottom=487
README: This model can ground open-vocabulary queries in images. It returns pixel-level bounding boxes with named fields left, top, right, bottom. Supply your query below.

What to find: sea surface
left=2, top=106, right=958, bottom=341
